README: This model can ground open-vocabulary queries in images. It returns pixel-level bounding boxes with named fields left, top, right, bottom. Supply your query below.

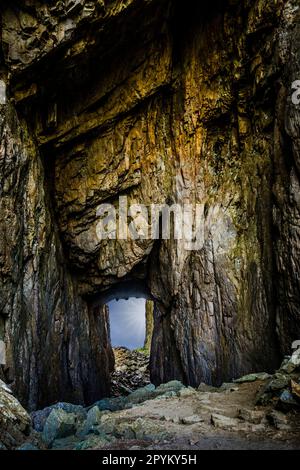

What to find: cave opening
left=108, top=298, right=147, bottom=351
left=94, top=281, right=155, bottom=396
left=107, top=297, right=155, bottom=396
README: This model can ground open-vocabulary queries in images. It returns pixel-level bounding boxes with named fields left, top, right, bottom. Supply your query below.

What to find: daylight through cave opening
left=96, top=283, right=155, bottom=396
left=107, top=298, right=153, bottom=351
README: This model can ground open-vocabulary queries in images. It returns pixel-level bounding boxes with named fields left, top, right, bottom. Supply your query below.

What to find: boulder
left=115, top=417, right=171, bottom=441
left=126, top=384, right=156, bottom=405
left=154, top=391, right=177, bottom=400
left=279, top=350, right=300, bottom=374
left=267, top=410, right=290, bottom=431
left=177, top=387, right=197, bottom=398
left=255, top=372, right=292, bottom=406
left=280, top=359, right=297, bottom=375
left=95, top=412, right=172, bottom=442
left=234, top=373, right=271, bottom=383
left=154, top=381, right=185, bottom=395
left=267, top=373, right=290, bottom=392
left=0, top=380, right=31, bottom=449
left=290, top=349, right=300, bottom=368
left=211, top=414, right=239, bottom=430
left=197, top=383, right=219, bottom=393
left=31, top=402, right=86, bottom=432
left=96, top=382, right=186, bottom=411
left=74, top=434, right=111, bottom=450
left=181, top=415, right=204, bottom=425
left=220, top=383, right=239, bottom=392
left=94, top=396, right=126, bottom=412
left=77, top=406, right=102, bottom=437
left=277, top=390, right=299, bottom=411
left=42, top=409, right=77, bottom=447
left=238, top=408, right=265, bottom=425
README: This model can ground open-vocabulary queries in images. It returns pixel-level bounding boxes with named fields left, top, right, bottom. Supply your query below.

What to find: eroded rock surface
left=0, top=0, right=299, bottom=410
left=0, top=379, right=31, bottom=449
left=0, top=104, right=114, bottom=409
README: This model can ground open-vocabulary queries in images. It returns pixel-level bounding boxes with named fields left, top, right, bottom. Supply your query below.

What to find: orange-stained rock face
left=0, top=0, right=299, bottom=409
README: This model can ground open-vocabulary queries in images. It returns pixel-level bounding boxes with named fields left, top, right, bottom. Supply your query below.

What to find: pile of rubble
left=110, top=347, right=150, bottom=397
left=233, top=346, right=300, bottom=412
left=25, top=377, right=300, bottom=450
left=254, top=346, right=300, bottom=409
left=1, top=348, right=299, bottom=450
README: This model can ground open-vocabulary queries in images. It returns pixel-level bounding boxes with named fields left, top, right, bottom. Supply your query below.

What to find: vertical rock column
left=273, top=0, right=300, bottom=352
left=150, top=0, right=285, bottom=386
left=0, top=100, right=113, bottom=410
left=144, top=300, right=154, bottom=352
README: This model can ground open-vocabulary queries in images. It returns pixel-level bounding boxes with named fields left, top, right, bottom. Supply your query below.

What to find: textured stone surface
left=211, top=414, right=240, bottom=430
left=42, top=409, right=77, bottom=446
left=0, top=0, right=299, bottom=410
left=0, top=103, right=114, bottom=410
left=3, top=374, right=300, bottom=450
left=31, top=402, right=87, bottom=432
left=0, top=379, right=31, bottom=449
left=235, top=373, right=271, bottom=384
left=111, top=347, right=150, bottom=396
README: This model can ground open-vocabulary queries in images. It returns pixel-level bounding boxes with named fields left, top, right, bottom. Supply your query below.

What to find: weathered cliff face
left=0, top=0, right=299, bottom=409
left=0, top=104, right=114, bottom=410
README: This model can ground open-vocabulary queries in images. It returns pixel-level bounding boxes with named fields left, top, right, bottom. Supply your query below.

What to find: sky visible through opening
left=108, top=298, right=146, bottom=350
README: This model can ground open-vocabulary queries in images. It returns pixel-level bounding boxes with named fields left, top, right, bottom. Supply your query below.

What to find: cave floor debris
left=3, top=351, right=300, bottom=451
left=25, top=377, right=299, bottom=451
left=95, top=381, right=300, bottom=451
left=110, top=347, right=150, bottom=397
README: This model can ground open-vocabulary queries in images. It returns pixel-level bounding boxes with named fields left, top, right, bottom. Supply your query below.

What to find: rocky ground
left=1, top=349, right=300, bottom=451
left=110, top=348, right=150, bottom=397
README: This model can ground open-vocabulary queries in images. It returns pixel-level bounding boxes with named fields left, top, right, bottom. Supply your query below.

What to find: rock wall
left=0, top=102, right=113, bottom=410
left=0, top=0, right=299, bottom=407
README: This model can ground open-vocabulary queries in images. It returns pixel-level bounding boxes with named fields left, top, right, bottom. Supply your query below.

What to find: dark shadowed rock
left=17, top=443, right=39, bottom=451
left=31, top=402, right=87, bottom=432
left=267, top=410, right=290, bottom=431
left=42, top=409, right=77, bottom=447
left=278, top=390, right=299, bottom=411
left=0, top=0, right=299, bottom=413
